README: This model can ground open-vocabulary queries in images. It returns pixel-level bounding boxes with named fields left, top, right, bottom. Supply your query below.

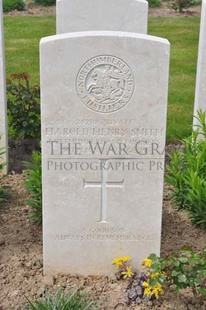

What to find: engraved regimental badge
left=76, top=55, right=134, bottom=113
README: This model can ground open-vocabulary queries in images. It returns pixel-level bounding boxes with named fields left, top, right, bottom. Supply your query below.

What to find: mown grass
left=4, top=16, right=55, bottom=83
left=4, top=16, right=200, bottom=141
left=149, top=17, right=200, bottom=141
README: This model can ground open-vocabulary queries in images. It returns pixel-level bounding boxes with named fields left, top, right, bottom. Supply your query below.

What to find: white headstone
left=41, top=31, right=170, bottom=276
left=193, top=0, right=206, bottom=127
left=0, top=0, right=8, bottom=174
left=56, top=0, right=148, bottom=34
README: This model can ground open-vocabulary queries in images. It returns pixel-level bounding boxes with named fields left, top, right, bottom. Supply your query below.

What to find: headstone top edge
left=57, top=0, right=149, bottom=4
left=40, top=31, right=170, bottom=46
left=200, top=0, right=206, bottom=13
left=202, top=0, right=206, bottom=10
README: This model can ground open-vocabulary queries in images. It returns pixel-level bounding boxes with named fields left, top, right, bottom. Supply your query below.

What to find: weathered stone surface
left=41, top=31, right=170, bottom=276
left=0, top=0, right=8, bottom=174
left=193, top=0, right=206, bottom=128
left=56, top=0, right=148, bottom=34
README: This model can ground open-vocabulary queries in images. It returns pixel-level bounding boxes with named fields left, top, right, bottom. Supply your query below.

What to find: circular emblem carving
left=76, top=55, right=134, bottom=113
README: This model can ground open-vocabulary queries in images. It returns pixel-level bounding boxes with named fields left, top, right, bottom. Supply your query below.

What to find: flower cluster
left=112, top=255, right=165, bottom=306
left=141, top=258, right=152, bottom=268
left=113, top=247, right=206, bottom=306
left=112, top=256, right=133, bottom=279
left=122, top=266, right=133, bottom=279
left=143, top=281, right=163, bottom=299
left=112, top=256, right=132, bottom=267
left=141, top=258, right=164, bottom=299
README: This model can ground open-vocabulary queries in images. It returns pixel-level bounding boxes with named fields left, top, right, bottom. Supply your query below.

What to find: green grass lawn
left=149, top=17, right=200, bottom=141
left=4, top=16, right=55, bottom=83
left=4, top=16, right=200, bottom=142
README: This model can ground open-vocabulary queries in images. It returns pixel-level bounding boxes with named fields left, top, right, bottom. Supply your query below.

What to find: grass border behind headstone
left=4, top=16, right=200, bottom=141
left=149, top=17, right=200, bottom=141
left=4, top=16, right=55, bottom=83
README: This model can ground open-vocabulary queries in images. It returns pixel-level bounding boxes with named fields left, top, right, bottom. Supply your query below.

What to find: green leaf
left=197, top=288, right=206, bottom=295
left=171, top=270, right=179, bottom=277
left=178, top=274, right=187, bottom=283
left=179, top=257, right=189, bottom=263
left=194, top=277, right=202, bottom=284
left=180, top=246, right=193, bottom=253
left=149, top=278, right=158, bottom=286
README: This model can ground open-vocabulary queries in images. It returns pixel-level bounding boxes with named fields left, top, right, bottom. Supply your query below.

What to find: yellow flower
left=112, top=256, right=132, bottom=266
left=151, top=272, right=160, bottom=278
left=144, top=287, right=153, bottom=296
left=143, top=281, right=149, bottom=287
left=122, top=256, right=132, bottom=262
left=112, top=258, right=123, bottom=266
left=153, top=283, right=164, bottom=299
left=121, top=266, right=134, bottom=279
left=141, top=258, right=152, bottom=268
left=144, top=283, right=164, bottom=299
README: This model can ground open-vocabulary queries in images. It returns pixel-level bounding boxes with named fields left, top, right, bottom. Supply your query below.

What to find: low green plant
left=114, top=248, right=206, bottom=306
left=3, top=0, right=26, bottom=12
left=166, top=110, right=206, bottom=227
left=0, top=186, right=8, bottom=203
left=23, top=151, right=42, bottom=225
left=148, top=0, right=162, bottom=8
left=7, top=72, right=40, bottom=140
left=34, top=0, right=56, bottom=6
left=171, top=0, right=201, bottom=13
left=148, top=246, right=206, bottom=296
left=26, top=289, right=95, bottom=310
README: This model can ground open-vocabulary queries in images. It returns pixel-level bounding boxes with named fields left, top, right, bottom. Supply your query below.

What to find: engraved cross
left=83, top=161, right=124, bottom=223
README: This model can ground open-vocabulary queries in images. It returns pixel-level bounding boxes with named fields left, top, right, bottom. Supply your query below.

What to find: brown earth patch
left=4, top=2, right=56, bottom=16
left=149, top=2, right=201, bottom=17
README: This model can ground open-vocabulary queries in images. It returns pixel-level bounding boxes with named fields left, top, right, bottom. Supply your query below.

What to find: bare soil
left=149, top=2, right=201, bottom=17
